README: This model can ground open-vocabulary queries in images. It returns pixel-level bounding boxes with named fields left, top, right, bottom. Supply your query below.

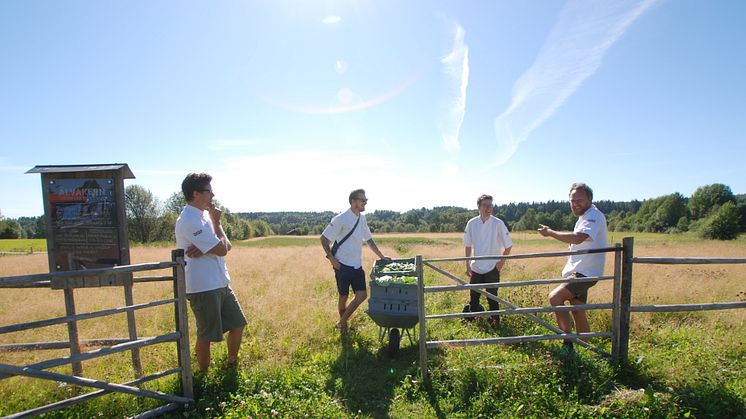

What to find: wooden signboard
left=27, top=164, right=135, bottom=285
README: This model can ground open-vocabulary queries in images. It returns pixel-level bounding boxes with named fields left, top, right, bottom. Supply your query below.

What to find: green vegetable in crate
left=380, top=262, right=416, bottom=273
left=372, top=275, right=417, bottom=285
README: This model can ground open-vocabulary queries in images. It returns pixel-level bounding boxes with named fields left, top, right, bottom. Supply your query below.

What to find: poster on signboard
left=47, top=178, right=121, bottom=270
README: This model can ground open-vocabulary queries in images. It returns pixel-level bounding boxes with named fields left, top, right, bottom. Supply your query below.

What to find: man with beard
left=538, top=183, right=608, bottom=356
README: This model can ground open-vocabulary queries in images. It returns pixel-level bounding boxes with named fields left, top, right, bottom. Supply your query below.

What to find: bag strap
left=335, top=215, right=360, bottom=250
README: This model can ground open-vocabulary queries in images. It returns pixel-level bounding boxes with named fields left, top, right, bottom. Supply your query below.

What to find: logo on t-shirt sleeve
left=193, top=229, right=203, bottom=237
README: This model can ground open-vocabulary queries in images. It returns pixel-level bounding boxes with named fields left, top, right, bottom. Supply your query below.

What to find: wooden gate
left=0, top=250, right=193, bottom=418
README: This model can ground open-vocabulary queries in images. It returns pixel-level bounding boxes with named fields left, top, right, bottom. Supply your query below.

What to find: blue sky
left=1, top=0, right=745, bottom=218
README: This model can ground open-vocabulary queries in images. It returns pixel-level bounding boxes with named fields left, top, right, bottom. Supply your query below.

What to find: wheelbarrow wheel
left=388, top=328, right=401, bottom=357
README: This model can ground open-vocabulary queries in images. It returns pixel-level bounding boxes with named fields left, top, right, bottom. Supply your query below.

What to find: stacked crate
left=367, top=258, right=419, bottom=329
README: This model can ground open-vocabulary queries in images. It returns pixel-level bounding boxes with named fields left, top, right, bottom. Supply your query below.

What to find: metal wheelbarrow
left=366, top=258, right=419, bottom=356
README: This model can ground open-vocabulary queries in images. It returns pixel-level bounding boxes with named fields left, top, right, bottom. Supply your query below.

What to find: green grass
left=0, top=238, right=46, bottom=253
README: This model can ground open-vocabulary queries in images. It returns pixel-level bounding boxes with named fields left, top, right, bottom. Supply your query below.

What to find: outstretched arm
left=537, top=224, right=588, bottom=245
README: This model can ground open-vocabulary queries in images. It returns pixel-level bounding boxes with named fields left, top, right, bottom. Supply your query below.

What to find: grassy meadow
left=0, top=232, right=745, bottom=418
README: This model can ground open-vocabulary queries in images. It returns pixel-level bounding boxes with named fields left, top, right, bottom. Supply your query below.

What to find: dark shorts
left=188, top=286, right=247, bottom=342
left=564, top=272, right=598, bottom=303
left=335, top=263, right=366, bottom=296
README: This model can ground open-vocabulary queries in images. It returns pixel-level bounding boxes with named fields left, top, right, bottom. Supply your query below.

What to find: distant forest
left=238, top=184, right=746, bottom=240
left=2, top=183, right=744, bottom=241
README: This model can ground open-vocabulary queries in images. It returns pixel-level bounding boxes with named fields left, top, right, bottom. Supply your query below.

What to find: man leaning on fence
left=463, top=194, right=513, bottom=328
left=538, top=182, right=608, bottom=357
left=175, top=173, right=247, bottom=372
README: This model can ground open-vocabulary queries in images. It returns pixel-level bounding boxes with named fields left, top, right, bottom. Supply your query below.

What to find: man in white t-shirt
left=320, top=189, right=390, bottom=333
left=463, top=194, right=513, bottom=328
left=538, top=183, right=608, bottom=356
left=175, top=173, right=247, bottom=372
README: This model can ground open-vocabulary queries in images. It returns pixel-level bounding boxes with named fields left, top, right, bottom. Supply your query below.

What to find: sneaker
left=559, top=342, right=575, bottom=359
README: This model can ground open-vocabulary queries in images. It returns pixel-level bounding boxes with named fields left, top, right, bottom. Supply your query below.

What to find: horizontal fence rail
left=423, top=246, right=620, bottom=264
left=0, top=298, right=176, bottom=335
left=632, top=257, right=746, bottom=265
left=0, top=338, right=147, bottom=352
left=425, top=275, right=612, bottom=293
left=428, top=331, right=612, bottom=349
left=628, top=301, right=746, bottom=313
left=426, top=303, right=615, bottom=321
left=0, top=261, right=177, bottom=288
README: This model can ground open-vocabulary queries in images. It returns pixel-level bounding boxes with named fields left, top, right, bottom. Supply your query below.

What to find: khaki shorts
left=188, top=286, right=247, bottom=342
left=564, top=272, right=598, bottom=303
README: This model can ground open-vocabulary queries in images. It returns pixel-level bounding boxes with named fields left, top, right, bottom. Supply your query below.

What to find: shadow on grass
left=190, top=361, right=241, bottom=413
left=325, top=328, right=439, bottom=418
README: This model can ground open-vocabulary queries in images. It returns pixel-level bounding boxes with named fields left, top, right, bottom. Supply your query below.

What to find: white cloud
left=438, top=21, right=469, bottom=154
left=493, top=0, right=658, bottom=165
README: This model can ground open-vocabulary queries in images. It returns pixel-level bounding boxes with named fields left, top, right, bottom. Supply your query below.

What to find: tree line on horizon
left=1, top=183, right=744, bottom=242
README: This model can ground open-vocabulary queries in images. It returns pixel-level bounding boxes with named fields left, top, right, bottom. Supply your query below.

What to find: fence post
left=611, top=243, right=622, bottom=360
left=618, top=237, right=634, bottom=363
left=123, top=282, right=143, bottom=378
left=416, top=254, right=428, bottom=383
left=63, top=288, right=83, bottom=377
left=172, top=249, right=193, bottom=400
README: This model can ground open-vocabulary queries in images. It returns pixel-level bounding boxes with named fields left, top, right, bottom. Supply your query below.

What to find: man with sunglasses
left=321, top=189, right=390, bottom=333
left=175, top=173, right=247, bottom=372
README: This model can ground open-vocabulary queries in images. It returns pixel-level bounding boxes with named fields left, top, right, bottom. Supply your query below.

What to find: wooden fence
left=0, top=250, right=193, bottom=418
left=416, top=237, right=746, bottom=380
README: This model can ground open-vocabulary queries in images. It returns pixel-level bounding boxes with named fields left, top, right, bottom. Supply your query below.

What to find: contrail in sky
left=439, top=21, right=469, bottom=154
left=493, top=0, right=658, bottom=165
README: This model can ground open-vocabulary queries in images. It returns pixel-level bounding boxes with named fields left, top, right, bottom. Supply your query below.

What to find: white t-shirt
left=563, top=204, right=608, bottom=278
left=175, top=204, right=231, bottom=294
left=321, top=209, right=373, bottom=269
left=463, top=215, right=513, bottom=274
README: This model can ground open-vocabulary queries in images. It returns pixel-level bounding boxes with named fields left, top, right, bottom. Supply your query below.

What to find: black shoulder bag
left=331, top=216, right=360, bottom=256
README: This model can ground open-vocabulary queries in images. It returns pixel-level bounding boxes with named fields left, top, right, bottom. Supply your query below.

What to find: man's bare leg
left=195, top=340, right=211, bottom=372
left=340, top=290, right=367, bottom=328
left=226, top=326, right=244, bottom=366
left=549, top=286, right=575, bottom=342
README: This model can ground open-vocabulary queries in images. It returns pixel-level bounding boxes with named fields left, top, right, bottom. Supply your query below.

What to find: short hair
left=349, top=189, right=366, bottom=203
left=569, top=183, right=593, bottom=201
left=182, top=173, right=212, bottom=202
left=477, top=194, right=493, bottom=207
